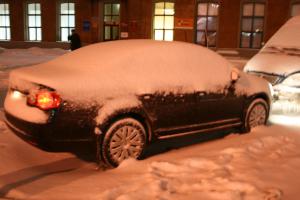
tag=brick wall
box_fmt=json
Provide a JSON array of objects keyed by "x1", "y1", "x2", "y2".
[
  {"x1": 10, "y1": 0, "x2": 24, "y2": 41},
  {"x1": 264, "y1": 0, "x2": 290, "y2": 42},
  {"x1": 218, "y1": 0, "x2": 241, "y2": 48},
  {"x1": 174, "y1": 0, "x2": 195, "y2": 43},
  {"x1": 0, "y1": 0, "x2": 294, "y2": 49}
]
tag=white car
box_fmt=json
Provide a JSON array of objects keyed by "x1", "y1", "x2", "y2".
[{"x1": 244, "y1": 16, "x2": 300, "y2": 103}]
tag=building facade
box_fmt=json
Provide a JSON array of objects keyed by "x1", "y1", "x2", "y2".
[{"x1": 0, "y1": 0, "x2": 299, "y2": 49}]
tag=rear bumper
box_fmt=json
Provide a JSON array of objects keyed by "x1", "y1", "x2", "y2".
[
  {"x1": 4, "y1": 107, "x2": 97, "y2": 151},
  {"x1": 5, "y1": 112, "x2": 53, "y2": 150}
]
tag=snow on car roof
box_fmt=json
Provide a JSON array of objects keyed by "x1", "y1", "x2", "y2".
[
  {"x1": 10, "y1": 40, "x2": 233, "y2": 102},
  {"x1": 244, "y1": 16, "x2": 300, "y2": 76}
]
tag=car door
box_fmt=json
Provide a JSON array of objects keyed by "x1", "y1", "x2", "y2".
[
  {"x1": 193, "y1": 85, "x2": 244, "y2": 129},
  {"x1": 140, "y1": 91, "x2": 197, "y2": 136}
]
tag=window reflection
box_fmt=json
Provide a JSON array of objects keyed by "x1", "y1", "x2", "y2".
[
  {"x1": 240, "y1": 3, "x2": 265, "y2": 48},
  {"x1": 242, "y1": 18, "x2": 252, "y2": 32},
  {"x1": 104, "y1": 3, "x2": 120, "y2": 41},
  {"x1": 196, "y1": 2, "x2": 219, "y2": 47},
  {"x1": 255, "y1": 4, "x2": 265, "y2": 16},
  {"x1": 291, "y1": 3, "x2": 300, "y2": 17},
  {"x1": 208, "y1": 3, "x2": 219, "y2": 16},
  {"x1": 243, "y1": 4, "x2": 253, "y2": 16},
  {"x1": 252, "y1": 32, "x2": 262, "y2": 48},
  {"x1": 207, "y1": 17, "x2": 217, "y2": 30},
  {"x1": 197, "y1": 17, "x2": 206, "y2": 30}
]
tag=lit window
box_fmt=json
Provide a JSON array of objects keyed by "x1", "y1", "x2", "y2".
[
  {"x1": 60, "y1": 2, "x2": 75, "y2": 41},
  {"x1": 153, "y1": 2, "x2": 175, "y2": 41},
  {"x1": 240, "y1": 2, "x2": 265, "y2": 49},
  {"x1": 196, "y1": 2, "x2": 219, "y2": 47},
  {"x1": 0, "y1": 4, "x2": 10, "y2": 40},
  {"x1": 104, "y1": 3, "x2": 120, "y2": 41},
  {"x1": 27, "y1": 3, "x2": 42, "y2": 41},
  {"x1": 291, "y1": 3, "x2": 300, "y2": 17}
]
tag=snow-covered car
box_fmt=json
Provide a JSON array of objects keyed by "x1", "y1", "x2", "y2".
[
  {"x1": 244, "y1": 16, "x2": 300, "y2": 102},
  {"x1": 4, "y1": 40, "x2": 272, "y2": 167}
]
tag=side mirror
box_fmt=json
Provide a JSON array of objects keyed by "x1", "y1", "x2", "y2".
[{"x1": 231, "y1": 68, "x2": 240, "y2": 83}]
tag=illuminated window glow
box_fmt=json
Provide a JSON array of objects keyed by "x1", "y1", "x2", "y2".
[
  {"x1": 27, "y1": 3, "x2": 42, "y2": 41},
  {"x1": 153, "y1": 2, "x2": 174, "y2": 41},
  {"x1": 196, "y1": 2, "x2": 219, "y2": 47},
  {"x1": 0, "y1": 4, "x2": 10, "y2": 40},
  {"x1": 60, "y1": 2, "x2": 75, "y2": 41},
  {"x1": 240, "y1": 3, "x2": 265, "y2": 48}
]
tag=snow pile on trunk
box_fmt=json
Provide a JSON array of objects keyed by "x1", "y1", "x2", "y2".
[
  {"x1": 98, "y1": 127, "x2": 299, "y2": 200},
  {"x1": 244, "y1": 16, "x2": 300, "y2": 75}
]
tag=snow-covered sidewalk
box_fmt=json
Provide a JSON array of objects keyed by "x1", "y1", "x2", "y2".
[
  {"x1": 1, "y1": 123, "x2": 299, "y2": 200},
  {"x1": 99, "y1": 125, "x2": 300, "y2": 200},
  {"x1": 0, "y1": 47, "x2": 67, "y2": 70},
  {"x1": 0, "y1": 47, "x2": 300, "y2": 200}
]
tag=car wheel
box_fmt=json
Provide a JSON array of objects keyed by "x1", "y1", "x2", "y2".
[
  {"x1": 242, "y1": 98, "x2": 269, "y2": 133},
  {"x1": 101, "y1": 118, "x2": 147, "y2": 167}
]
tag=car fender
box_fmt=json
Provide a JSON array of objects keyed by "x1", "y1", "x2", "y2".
[
  {"x1": 242, "y1": 92, "x2": 271, "y2": 122},
  {"x1": 95, "y1": 95, "x2": 153, "y2": 142}
]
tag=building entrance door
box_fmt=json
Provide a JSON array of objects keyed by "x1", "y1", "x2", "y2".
[{"x1": 103, "y1": 3, "x2": 120, "y2": 41}]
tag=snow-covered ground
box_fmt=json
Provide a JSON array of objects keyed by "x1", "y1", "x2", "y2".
[{"x1": 0, "y1": 47, "x2": 300, "y2": 200}]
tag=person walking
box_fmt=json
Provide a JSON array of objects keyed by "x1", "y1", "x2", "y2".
[{"x1": 68, "y1": 29, "x2": 82, "y2": 51}]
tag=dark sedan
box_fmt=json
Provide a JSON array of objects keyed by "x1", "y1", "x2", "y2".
[{"x1": 4, "y1": 40, "x2": 272, "y2": 167}]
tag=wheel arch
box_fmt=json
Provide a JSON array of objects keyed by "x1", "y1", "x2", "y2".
[
  {"x1": 249, "y1": 92, "x2": 271, "y2": 107},
  {"x1": 97, "y1": 108, "x2": 153, "y2": 143},
  {"x1": 243, "y1": 92, "x2": 271, "y2": 115},
  {"x1": 240, "y1": 92, "x2": 270, "y2": 133}
]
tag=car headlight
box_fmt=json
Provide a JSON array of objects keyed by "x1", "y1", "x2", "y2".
[
  {"x1": 281, "y1": 73, "x2": 300, "y2": 88},
  {"x1": 268, "y1": 82, "x2": 274, "y2": 97},
  {"x1": 273, "y1": 73, "x2": 300, "y2": 98}
]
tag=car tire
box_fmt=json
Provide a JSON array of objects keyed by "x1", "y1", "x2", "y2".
[
  {"x1": 241, "y1": 98, "x2": 269, "y2": 133},
  {"x1": 101, "y1": 118, "x2": 147, "y2": 167}
]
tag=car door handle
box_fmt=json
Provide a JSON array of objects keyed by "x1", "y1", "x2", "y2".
[
  {"x1": 198, "y1": 92, "x2": 206, "y2": 96},
  {"x1": 143, "y1": 94, "x2": 151, "y2": 100}
]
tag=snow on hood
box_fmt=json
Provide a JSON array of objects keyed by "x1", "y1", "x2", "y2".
[
  {"x1": 9, "y1": 40, "x2": 234, "y2": 103},
  {"x1": 235, "y1": 72, "x2": 272, "y2": 100},
  {"x1": 244, "y1": 16, "x2": 300, "y2": 76}
]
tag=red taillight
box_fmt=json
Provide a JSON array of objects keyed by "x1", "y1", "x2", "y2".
[{"x1": 27, "y1": 91, "x2": 61, "y2": 110}]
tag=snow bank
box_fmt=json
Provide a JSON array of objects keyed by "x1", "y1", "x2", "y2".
[
  {"x1": 0, "y1": 47, "x2": 67, "y2": 70},
  {"x1": 244, "y1": 16, "x2": 300, "y2": 75},
  {"x1": 1, "y1": 105, "x2": 300, "y2": 199},
  {"x1": 99, "y1": 127, "x2": 299, "y2": 200},
  {"x1": 0, "y1": 47, "x2": 66, "y2": 91}
]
